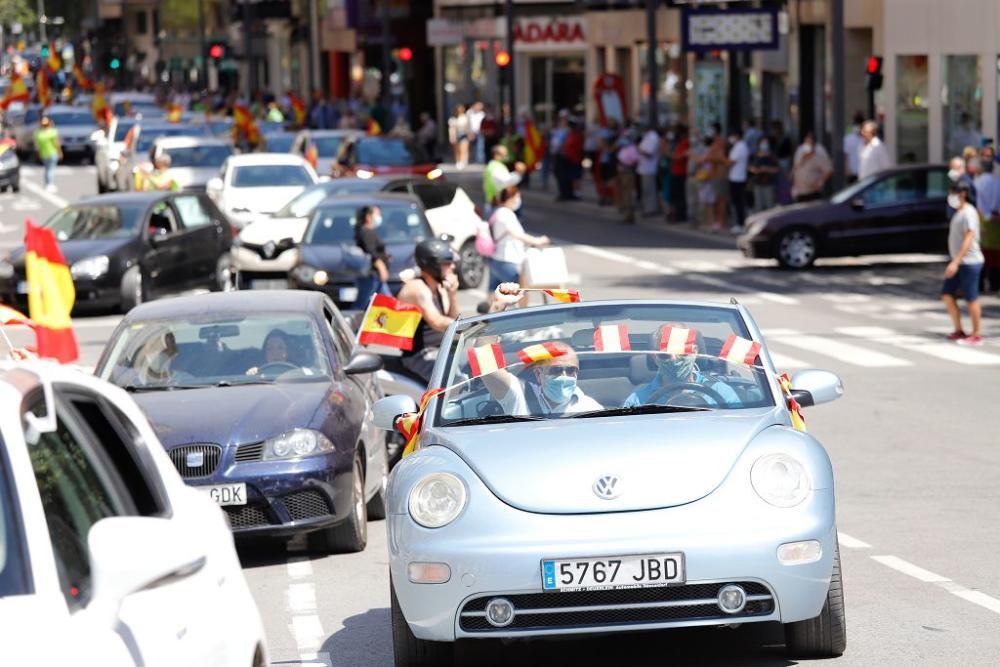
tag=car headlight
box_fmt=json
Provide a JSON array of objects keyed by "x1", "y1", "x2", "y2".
[
  {"x1": 0, "y1": 150, "x2": 18, "y2": 167},
  {"x1": 70, "y1": 255, "x2": 110, "y2": 280},
  {"x1": 313, "y1": 269, "x2": 329, "y2": 286},
  {"x1": 262, "y1": 429, "x2": 335, "y2": 460},
  {"x1": 751, "y1": 453, "x2": 811, "y2": 508},
  {"x1": 744, "y1": 217, "x2": 768, "y2": 237},
  {"x1": 109, "y1": 158, "x2": 120, "y2": 171},
  {"x1": 292, "y1": 264, "x2": 317, "y2": 284},
  {"x1": 0, "y1": 259, "x2": 14, "y2": 279},
  {"x1": 408, "y1": 472, "x2": 467, "y2": 528}
]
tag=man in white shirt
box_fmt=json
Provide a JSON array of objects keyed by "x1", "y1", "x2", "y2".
[
  {"x1": 858, "y1": 121, "x2": 893, "y2": 180},
  {"x1": 637, "y1": 126, "x2": 662, "y2": 216},
  {"x1": 481, "y1": 342, "x2": 603, "y2": 417},
  {"x1": 467, "y1": 102, "x2": 486, "y2": 163},
  {"x1": 843, "y1": 112, "x2": 864, "y2": 182},
  {"x1": 726, "y1": 130, "x2": 750, "y2": 233}
]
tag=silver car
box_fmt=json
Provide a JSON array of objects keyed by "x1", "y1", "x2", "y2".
[
  {"x1": 14, "y1": 105, "x2": 97, "y2": 162},
  {"x1": 151, "y1": 136, "x2": 234, "y2": 191},
  {"x1": 374, "y1": 299, "x2": 846, "y2": 665}
]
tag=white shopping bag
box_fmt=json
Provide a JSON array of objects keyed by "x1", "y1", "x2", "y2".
[{"x1": 521, "y1": 247, "x2": 569, "y2": 287}]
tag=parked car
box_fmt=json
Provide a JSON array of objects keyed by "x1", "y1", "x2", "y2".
[
  {"x1": 0, "y1": 191, "x2": 234, "y2": 313},
  {"x1": 14, "y1": 105, "x2": 98, "y2": 163},
  {"x1": 95, "y1": 290, "x2": 388, "y2": 553},
  {"x1": 738, "y1": 164, "x2": 950, "y2": 268},
  {"x1": 0, "y1": 362, "x2": 268, "y2": 666},
  {"x1": 332, "y1": 136, "x2": 437, "y2": 179},
  {"x1": 374, "y1": 298, "x2": 846, "y2": 665},
  {"x1": 150, "y1": 136, "x2": 234, "y2": 191},
  {"x1": 0, "y1": 141, "x2": 19, "y2": 192},
  {"x1": 288, "y1": 192, "x2": 434, "y2": 307},
  {"x1": 207, "y1": 153, "x2": 319, "y2": 229},
  {"x1": 117, "y1": 123, "x2": 212, "y2": 191},
  {"x1": 291, "y1": 129, "x2": 364, "y2": 175}
]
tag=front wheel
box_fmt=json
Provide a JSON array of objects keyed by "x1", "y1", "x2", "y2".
[
  {"x1": 366, "y1": 446, "x2": 389, "y2": 521},
  {"x1": 213, "y1": 253, "x2": 236, "y2": 292},
  {"x1": 456, "y1": 239, "x2": 485, "y2": 289},
  {"x1": 308, "y1": 451, "x2": 367, "y2": 554},
  {"x1": 776, "y1": 228, "x2": 818, "y2": 269},
  {"x1": 391, "y1": 580, "x2": 453, "y2": 667},
  {"x1": 120, "y1": 265, "x2": 146, "y2": 313},
  {"x1": 784, "y1": 544, "x2": 846, "y2": 658}
]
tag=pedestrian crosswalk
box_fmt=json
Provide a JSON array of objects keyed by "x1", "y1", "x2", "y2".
[{"x1": 760, "y1": 327, "x2": 1000, "y2": 369}]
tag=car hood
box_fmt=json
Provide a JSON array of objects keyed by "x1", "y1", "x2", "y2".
[
  {"x1": 132, "y1": 382, "x2": 330, "y2": 448},
  {"x1": 431, "y1": 409, "x2": 779, "y2": 514},
  {"x1": 240, "y1": 216, "x2": 309, "y2": 245},
  {"x1": 224, "y1": 186, "x2": 307, "y2": 214},
  {"x1": 7, "y1": 237, "x2": 134, "y2": 268},
  {"x1": 755, "y1": 199, "x2": 831, "y2": 221}
]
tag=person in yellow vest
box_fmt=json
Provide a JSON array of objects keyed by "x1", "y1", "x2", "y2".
[{"x1": 135, "y1": 153, "x2": 179, "y2": 192}]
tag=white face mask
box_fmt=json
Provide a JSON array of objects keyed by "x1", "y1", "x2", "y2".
[
  {"x1": 509, "y1": 195, "x2": 522, "y2": 210},
  {"x1": 948, "y1": 194, "x2": 962, "y2": 210},
  {"x1": 948, "y1": 168, "x2": 963, "y2": 182}
]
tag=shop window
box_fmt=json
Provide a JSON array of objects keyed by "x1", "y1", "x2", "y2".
[
  {"x1": 895, "y1": 55, "x2": 928, "y2": 163},
  {"x1": 638, "y1": 43, "x2": 686, "y2": 126},
  {"x1": 942, "y1": 55, "x2": 982, "y2": 158}
]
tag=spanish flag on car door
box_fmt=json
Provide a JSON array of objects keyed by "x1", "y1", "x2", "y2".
[
  {"x1": 24, "y1": 221, "x2": 78, "y2": 363},
  {"x1": 358, "y1": 294, "x2": 422, "y2": 352}
]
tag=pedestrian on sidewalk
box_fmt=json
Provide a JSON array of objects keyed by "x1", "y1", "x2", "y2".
[
  {"x1": 616, "y1": 136, "x2": 640, "y2": 224},
  {"x1": 34, "y1": 116, "x2": 62, "y2": 192},
  {"x1": 706, "y1": 123, "x2": 729, "y2": 232},
  {"x1": 726, "y1": 129, "x2": 750, "y2": 233},
  {"x1": 749, "y1": 138, "x2": 780, "y2": 213},
  {"x1": 596, "y1": 120, "x2": 620, "y2": 205},
  {"x1": 843, "y1": 112, "x2": 864, "y2": 184},
  {"x1": 483, "y1": 144, "x2": 525, "y2": 218},
  {"x1": 637, "y1": 124, "x2": 661, "y2": 216},
  {"x1": 858, "y1": 120, "x2": 893, "y2": 180},
  {"x1": 448, "y1": 104, "x2": 470, "y2": 169},
  {"x1": 942, "y1": 180, "x2": 985, "y2": 345},
  {"x1": 556, "y1": 119, "x2": 584, "y2": 201},
  {"x1": 488, "y1": 186, "x2": 549, "y2": 296},
  {"x1": 667, "y1": 124, "x2": 689, "y2": 223},
  {"x1": 467, "y1": 102, "x2": 486, "y2": 164},
  {"x1": 791, "y1": 132, "x2": 832, "y2": 203}
]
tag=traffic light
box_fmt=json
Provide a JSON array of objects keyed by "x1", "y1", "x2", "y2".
[
  {"x1": 866, "y1": 56, "x2": 883, "y2": 92},
  {"x1": 41, "y1": 44, "x2": 49, "y2": 58},
  {"x1": 398, "y1": 47, "x2": 413, "y2": 62},
  {"x1": 109, "y1": 57, "x2": 121, "y2": 70},
  {"x1": 208, "y1": 42, "x2": 227, "y2": 61},
  {"x1": 495, "y1": 50, "x2": 511, "y2": 85}
]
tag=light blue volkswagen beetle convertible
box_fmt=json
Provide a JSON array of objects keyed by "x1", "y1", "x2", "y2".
[{"x1": 373, "y1": 299, "x2": 846, "y2": 666}]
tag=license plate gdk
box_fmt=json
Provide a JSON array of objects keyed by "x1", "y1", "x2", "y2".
[
  {"x1": 202, "y1": 483, "x2": 247, "y2": 506},
  {"x1": 542, "y1": 553, "x2": 685, "y2": 591}
]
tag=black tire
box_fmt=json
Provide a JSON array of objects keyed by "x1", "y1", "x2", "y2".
[
  {"x1": 391, "y1": 579, "x2": 453, "y2": 667},
  {"x1": 97, "y1": 177, "x2": 107, "y2": 194},
  {"x1": 10, "y1": 182, "x2": 18, "y2": 193},
  {"x1": 213, "y1": 253, "x2": 236, "y2": 292},
  {"x1": 309, "y1": 451, "x2": 367, "y2": 553},
  {"x1": 0, "y1": 185, "x2": 7, "y2": 193},
  {"x1": 366, "y1": 446, "x2": 389, "y2": 521},
  {"x1": 120, "y1": 265, "x2": 146, "y2": 313},
  {"x1": 784, "y1": 544, "x2": 846, "y2": 658},
  {"x1": 776, "y1": 228, "x2": 818, "y2": 269},
  {"x1": 456, "y1": 239, "x2": 485, "y2": 289}
]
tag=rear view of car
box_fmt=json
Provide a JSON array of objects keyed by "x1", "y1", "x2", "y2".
[{"x1": 154, "y1": 137, "x2": 234, "y2": 191}]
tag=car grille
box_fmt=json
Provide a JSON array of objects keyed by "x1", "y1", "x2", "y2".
[
  {"x1": 240, "y1": 239, "x2": 295, "y2": 260},
  {"x1": 167, "y1": 444, "x2": 222, "y2": 479},
  {"x1": 458, "y1": 581, "x2": 775, "y2": 633},
  {"x1": 280, "y1": 489, "x2": 332, "y2": 521},
  {"x1": 223, "y1": 503, "x2": 272, "y2": 529},
  {"x1": 234, "y1": 442, "x2": 265, "y2": 462}
]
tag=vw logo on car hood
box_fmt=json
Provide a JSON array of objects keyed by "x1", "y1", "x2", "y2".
[{"x1": 593, "y1": 474, "x2": 621, "y2": 500}]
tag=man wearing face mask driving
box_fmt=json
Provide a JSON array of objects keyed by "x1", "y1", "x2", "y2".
[
  {"x1": 623, "y1": 325, "x2": 741, "y2": 408},
  {"x1": 481, "y1": 341, "x2": 602, "y2": 416}
]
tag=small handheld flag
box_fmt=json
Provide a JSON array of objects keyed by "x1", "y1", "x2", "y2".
[
  {"x1": 467, "y1": 342, "x2": 505, "y2": 377},
  {"x1": 517, "y1": 342, "x2": 567, "y2": 365},
  {"x1": 719, "y1": 334, "x2": 762, "y2": 366},
  {"x1": 594, "y1": 324, "x2": 630, "y2": 352},
  {"x1": 778, "y1": 373, "x2": 807, "y2": 432},
  {"x1": 0, "y1": 304, "x2": 34, "y2": 327},
  {"x1": 399, "y1": 388, "x2": 446, "y2": 458},
  {"x1": 658, "y1": 326, "x2": 697, "y2": 355},
  {"x1": 542, "y1": 288, "x2": 581, "y2": 303},
  {"x1": 357, "y1": 294, "x2": 422, "y2": 352}
]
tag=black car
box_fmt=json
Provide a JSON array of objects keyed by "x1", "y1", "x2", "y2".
[
  {"x1": 738, "y1": 164, "x2": 950, "y2": 268},
  {"x1": 289, "y1": 192, "x2": 434, "y2": 307},
  {"x1": 94, "y1": 290, "x2": 386, "y2": 553},
  {"x1": 0, "y1": 144, "x2": 19, "y2": 192},
  {"x1": 0, "y1": 191, "x2": 234, "y2": 313}
]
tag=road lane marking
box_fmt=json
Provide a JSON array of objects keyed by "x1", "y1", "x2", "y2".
[
  {"x1": 20, "y1": 178, "x2": 69, "y2": 208},
  {"x1": 287, "y1": 556, "x2": 314, "y2": 579},
  {"x1": 837, "y1": 326, "x2": 1000, "y2": 366},
  {"x1": 870, "y1": 555, "x2": 950, "y2": 583},
  {"x1": 288, "y1": 582, "x2": 317, "y2": 613},
  {"x1": 949, "y1": 588, "x2": 1000, "y2": 616},
  {"x1": 754, "y1": 292, "x2": 798, "y2": 305},
  {"x1": 837, "y1": 532, "x2": 872, "y2": 549},
  {"x1": 290, "y1": 614, "x2": 325, "y2": 652},
  {"x1": 569, "y1": 244, "x2": 639, "y2": 264},
  {"x1": 675, "y1": 259, "x2": 731, "y2": 273},
  {"x1": 764, "y1": 328, "x2": 911, "y2": 367}
]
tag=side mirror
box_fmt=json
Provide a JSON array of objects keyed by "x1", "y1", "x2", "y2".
[
  {"x1": 373, "y1": 394, "x2": 418, "y2": 430},
  {"x1": 206, "y1": 177, "x2": 223, "y2": 195},
  {"x1": 850, "y1": 197, "x2": 864, "y2": 210},
  {"x1": 87, "y1": 516, "x2": 206, "y2": 627},
  {"x1": 344, "y1": 351, "x2": 383, "y2": 375},
  {"x1": 789, "y1": 369, "x2": 844, "y2": 407}
]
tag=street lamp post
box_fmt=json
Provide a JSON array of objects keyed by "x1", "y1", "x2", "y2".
[
  {"x1": 645, "y1": 0, "x2": 658, "y2": 130},
  {"x1": 831, "y1": 0, "x2": 847, "y2": 191},
  {"x1": 37, "y1": 0, "x2": 46, "y2": 42},
  {"x1": 505, "y1": 0, "x2": 515, "y2": 134}
]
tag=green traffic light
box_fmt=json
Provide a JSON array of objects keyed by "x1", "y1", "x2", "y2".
[
  {"x1": 110, "y1": 58, "x2": 121, "y2": 70},
  {"x1": 41, "y1": 46, "x2": 49, "y2": 58}
]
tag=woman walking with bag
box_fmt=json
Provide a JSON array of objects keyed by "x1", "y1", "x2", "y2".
[
  {"x1": 488, "y1": 186, "x2": 549, "y2": 301},
  {"x1": 354, "y1": 205, "x2": 391, "y2": 308}
]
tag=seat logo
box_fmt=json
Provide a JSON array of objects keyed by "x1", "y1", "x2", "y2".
[
  {"x1": 186, "y1": 451, "x2": 205, "y2": 468},
  {"x1": 593, "y1": 474, "x2": 621, "y2": 500}
]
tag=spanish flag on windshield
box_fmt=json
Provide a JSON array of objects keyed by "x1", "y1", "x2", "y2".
[
  {"x1": 24, "y1": 221, "x2": 78, "y2": 363},
  {"x1": 358, "y1": 294, "x2": 422, "y2": 352}
]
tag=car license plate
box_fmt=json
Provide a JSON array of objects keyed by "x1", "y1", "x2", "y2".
[
  {"x1": 541, "y1": 553, "x2": 685, "y2": 591},
  {"x1": 201, "y1": 483, "x2": 247, "y2": 506},
  {"x1": 339, "y1": 287, "x2": 359, "y2": 302},
  {"x1": 16, "y1": 281, "x2": 28, "y2": 294},
  {"x1": 251, "y1": 278, "x2": 288, "y2": 290}
]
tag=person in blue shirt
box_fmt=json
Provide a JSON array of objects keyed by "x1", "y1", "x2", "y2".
[{"x1": 623, "y1": 326, "x2": 742, "y2": 408}]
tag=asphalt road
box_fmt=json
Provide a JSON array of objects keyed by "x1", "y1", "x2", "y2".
[{"x1": 3, "y1": 162, "x2": 999, "y2": 666}]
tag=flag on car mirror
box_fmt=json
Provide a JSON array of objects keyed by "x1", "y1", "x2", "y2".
[
  {"x1": 719, "y1": 334, "x2": 762, "y2": 366},
  {"x1": 358, "y1": 294, "x2": 422, "y2": 353},
  {"x1": 517, "y1": 342, "x2": 568, "y2": 365},
  {"x1": 594, "y1": 324, "x2": 630, "y2": 352},
  {"x1": 778, "y1": 373, "x2": 807, "y2": 432},
  {"x1": 658, "y1": 326, "x2": 697, "y2": 355},
  {"x1": 467, "y1": 342, "x2": 505, "y2": 377},
  {"x1": 399, "y1": 388, "x2": 446, "y2": 458},
  {"x1": 24, "y1": 221, "x2": 78, "y2": 363}
]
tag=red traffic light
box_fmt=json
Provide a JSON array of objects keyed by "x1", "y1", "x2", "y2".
[
  {"x1": 495, "y1": 51, "x2": 511, "y2": 68},
  {"x1": 209, "y1": 44, "x2": 224, "y2": 59},
  {"x1": 866, "y1": 56, "x2": 882, "y2": 74},
  {"x1": 398, "y1": 47, "x2": 413, "y2": 62}
]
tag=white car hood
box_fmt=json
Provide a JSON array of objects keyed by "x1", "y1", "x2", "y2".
[
  {"x1": 433, "y1": 409, "x2": 779, "y2": 514},
  {"x1": 224, "y1": 186, "x2": 307, "y2": 214},
  {"x1": 169, "y1": 167, "x2": 219, "y2": 189},
  {"x1": 239, "y1": 216, "x2": 309, "y2": 245}
]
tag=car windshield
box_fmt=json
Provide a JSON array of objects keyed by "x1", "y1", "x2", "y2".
[
  {"x1": 436, "y1": 303, "x2": 776, "y2": 425},
  {"x1": 164, "y1": 144, "x2": 233, "y2": 168},
  {"x1": 114, "y1": 101, "x2": 161, "y2": 116},
  {"x1": 274, "y1": 184, "x2": 334, "y2": 219},
  {"x1": 357, "y1": 138, "x2": 428, "y2": 166},
  {"x1": 99, "y1": 313, "x2": 332, "y2": 389},
  {"x1": 47, "y1": 112, "x2": 94, "y2": 126},
  {"x1": 304, "y1": 201, "x2": 430, "y2": 245},
  {"x1": 112, "y1": 120, "x2": 138, "y2": 142},
  {"x1": 829, "y1": 174, "x2": 881, "y2": 204},
  {"x1": 313, "y1": 135, "x2": 345, "y2": 156},
  {"x1": 136, "y1": 127, "x2": 208, "y2": 153},
  {"x1": 262, "y1": 133, "x2": 295, "y2": 153},
  {"x1": 205, "y1": 119, "x2": 233, "y2": 136},
  {"x1": 232, "y1": 164, "x2": 313, "y2": 188},
  {"x1": 0, "y1": 445, "x2": 30, "y2": 598},
  {"x1": 44, "y1": 204, "x2": 142, "y2": 240}
]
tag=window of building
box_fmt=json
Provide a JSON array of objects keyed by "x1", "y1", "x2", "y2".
[
  {"x1": 136, "y1": 10, "x2": 148, "y2": 35},
  {"x1": 942, "y1": 55, "x2": 982, "y2": 158},
  {"x1": 895, "y1": 55, "x2": 929, "y2": 163},
  {"x1": 638, "y1": 42, "x2": 687, "y2": 127}
]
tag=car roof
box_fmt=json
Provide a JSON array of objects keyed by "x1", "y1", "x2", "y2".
[
  {"x1": 316, "y1": 191, "x2": 421, "y2": 207},
  {"x1": 228, "y1": 153, "x2": 311, "y2": 166},
  {"x1": 77, "y1": 191, "x2": 173, "y2": 206},
  {"x1": 125, "y1": 290, "x2": 328, "y2": 320},
  {"x1": 154, "y1": 136, "x2": 232, "y2": 149},
  {"x1": 454, "y1": 298, "x2": 745, "y2": 328}
]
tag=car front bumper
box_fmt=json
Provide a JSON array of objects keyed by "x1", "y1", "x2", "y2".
[
  {"x1": 388, "y1": 487, "x2": 836, "y2": 642},
  {"x1": 0, "y1": 165, "x2": 19, "y2": 184},
  {"x1": 231, "y1": 246, "x2": 297, "y2": 284},
  {"x1": 737, "y1": 232, "x2": 773, "y2": 259},
  {"x1": 0, "y1": 276, "x2": 120, "y2": 310}
]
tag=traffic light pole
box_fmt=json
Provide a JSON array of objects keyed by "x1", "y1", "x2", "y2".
[
  {"x1": 505, "y1": 0, "x2": 515, "y2": 135},
  {"x1": 645, "y1": 0, "x2": 658, "y2": 130},
  {"x1": 831, "y1": 0, "x2": 846, "y2": 190},
  {"x1": 197, "y1": 0, "x2": 207, "y2": 90}
]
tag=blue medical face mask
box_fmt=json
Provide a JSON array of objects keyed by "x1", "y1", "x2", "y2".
[
  {"x1": 373, "y1": 214, "x2": 383, "y2": 227},
  {"x1": 542, "y1": 375, "x2": 577, "y2": 405},
  {"x1": 657, "y1": 354, "x2": 697, "y2": 381}
]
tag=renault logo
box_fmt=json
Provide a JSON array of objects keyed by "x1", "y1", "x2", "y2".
[
  {"x1": 263, "y1": 241, "x2": 277, "y2": 259},
  {"x1": 186, "y1": 451, "x2": 205, "y2": 468},
  {"x1": 593, "y1": 474, "x2": 621, "y2": 500}
]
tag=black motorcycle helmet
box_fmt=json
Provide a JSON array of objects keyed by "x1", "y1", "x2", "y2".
[{"x1": 414, "y1": 237, "x2": 454, "y2": 279}]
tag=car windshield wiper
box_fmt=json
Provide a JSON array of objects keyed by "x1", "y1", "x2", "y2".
[
  {"x1": 569, "y1": 404, "x2": 712, "y2": 419},
  {"x1": 122, "y1": 384, "x2": 206, "y2": 392},
  {"x1": 214, "y1": 379, "x2": 272, "y2": 387},
  {"x1": 445, "y1": 414, "x2": 546, "y2": 427}
]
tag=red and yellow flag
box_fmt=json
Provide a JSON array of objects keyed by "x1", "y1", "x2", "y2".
[
  {"x1": 123, "y1": 125, "x2": 139, "y2": 151},
  {"x1": 719, "y1": 334, "x2": 762, "y2": 366},
  {"x1": 91, "y1": 84, "x2": 111, "y2": 124},
  {"x1": 467, "y1": 342, "x2": 505, "y2": 377},
  {"x1": 46, "y1": 43, "x2": 61, "y2": 74},
  {"x1": 167, "y1": 102, "x2": 183, "y2": 123},
  {"x1": 778, "y1": 373, "x2": 807, "y2": 432},
  {"x1": 288, "y1": 92, "x2": 306, "y2": 126},
  {"x1": 0, "y1": 304, "x2": 33, "y2": 327},
  {"x1": 24, "y1": 221, "x2": 78, "y2": 363},
  {"x1": 36, "y1": 69, "x2": 52, "y2": 108},
  {"x1": 399, "y1": 388, "x2": 446, "y2": 458},
  {"x1": 358, "y1": 293, "x2": 422, "y2": 351},
  {"x1": 658, "y1": 326, "x2": 697, "y2": 355},
  {"x1": 543, "y1": 288, "x2": 581, "y2": 303},
  {"x1": 517, "y1": 341, "x2": 567, "y2": 365},
  {"x1": 232, "y1": 104, "x2": 261, "y2": 145},
  {"x1": 73, "y1": 64, "x2": 94, "y2": 90},
  {"x1": 524, "y1": 120, "x2": 544, "y2": 171},
  {"x1": 0, "y1": 72, "x2": 30, "y2": 110},
  {"x1": 305, "y1": 142, "x2": 319, "y2": 169},
  {"x1": 366, "y1": 118, "x2": 382, "y2": 136},
  {"x1": 594, "y1": 324, "x2": 630, "y2": 352}
]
